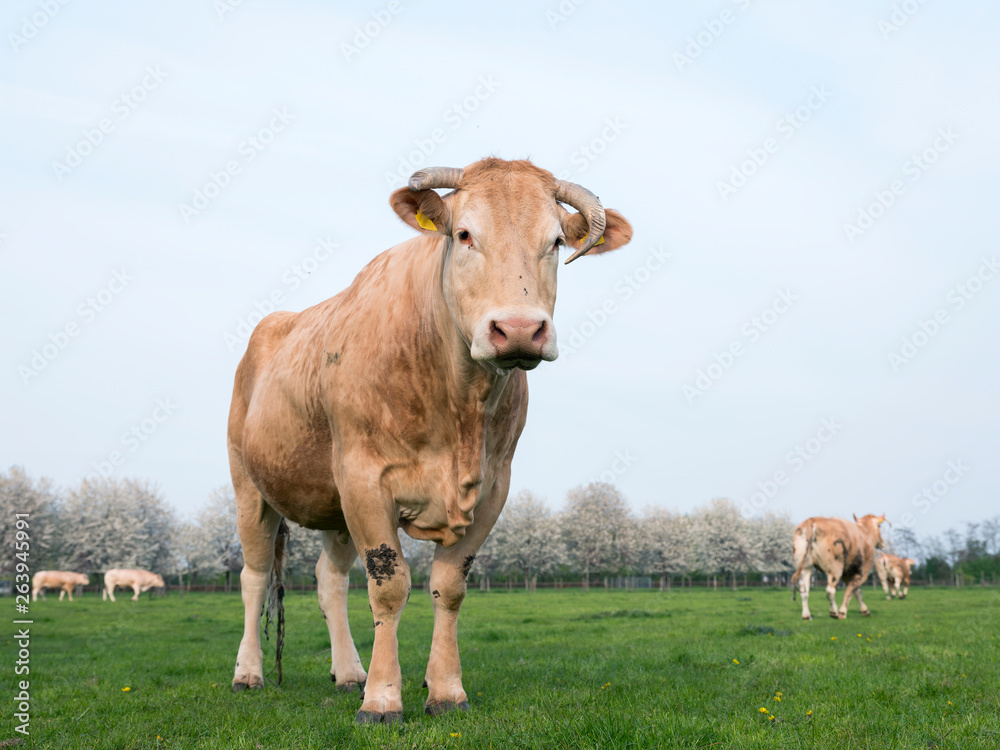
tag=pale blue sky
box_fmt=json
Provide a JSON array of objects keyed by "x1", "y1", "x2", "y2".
[{"x1": 2, "y1": 1, "x2": 998, "y2": 543}]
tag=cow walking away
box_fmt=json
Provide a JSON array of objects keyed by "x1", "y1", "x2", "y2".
[
  {"x1": 876, "y1": 553, "x2": 914, "y2": 600},
  {"x1": 791, "y1": 514, "x2": 887, "y2": 620},
  {"x1": 103, "y1": 569, "x2": 165, "y2": 602},
  {"x1": 227, "y1": 158, "x2": 632, "y2": 724},
  {"x1": 32, "y1": 571, "x2": 89, "y2": 601}
]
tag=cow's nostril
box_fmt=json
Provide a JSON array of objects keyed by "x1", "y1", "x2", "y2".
[
  {"x1": 531, "y1": 321, "x2": 547, "y2": 344},
  {"x1": 490, "y1": 321, "x2": 507, "y2": 343}
]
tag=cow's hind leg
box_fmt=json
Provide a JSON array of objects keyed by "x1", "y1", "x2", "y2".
[
  {"x1": 232, "y1": 484, "x2": 282, "y2": 692},
  {"x1": 826, "y1": 573, "x2": 842, "y2": 618},
  {"x1": 131, "y1": 585, "x2": 141, "y2": 602},
  {"x1": 105, "y1": 584, "x2": 116, "y2": 602},
  {"x1": 798, "y1": 571, "x2": 813, "y2": 620},
  {"x1": 316, "y1": 532, "x2": 367, "y2": 691}
]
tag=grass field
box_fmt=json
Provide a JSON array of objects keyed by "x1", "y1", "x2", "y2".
[{"x1": 3, "y1": 585, "x2": 999, "y2": 749}]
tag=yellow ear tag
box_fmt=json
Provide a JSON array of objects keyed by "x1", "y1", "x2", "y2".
[
  {"x1": 580, "y1": 234, "x2": 605, "y2": 248},
  {"x1": 415, "y1": 210, "x2": 437, "y2": 232}
]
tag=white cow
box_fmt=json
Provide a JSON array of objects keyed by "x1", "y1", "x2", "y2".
[
  {"x1": 103, "y1": 568, "x2": 165, "y2": 601},
  {"x1": 32, "y1": 571, "x2": 90, "y2": 601}
]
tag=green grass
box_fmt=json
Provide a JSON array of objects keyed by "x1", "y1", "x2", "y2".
[{"x1": 3, "y1": 586, "x2": 999, "y2": 749}]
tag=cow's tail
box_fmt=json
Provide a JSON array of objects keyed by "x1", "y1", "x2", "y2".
[
  {"x1": 791, "y1": 523, "x2": 816, "y2": 601},
  {"x1": 264, "y1": 517, "x2": 289, "y2": 685}
]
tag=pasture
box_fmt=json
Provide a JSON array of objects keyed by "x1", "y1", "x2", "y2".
[{"x1": 4, "y1": 587, "x2": 998, "y2": 749}]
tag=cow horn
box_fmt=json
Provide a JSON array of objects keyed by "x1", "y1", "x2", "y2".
[
  {"x1": 556, "y1": 180, "x2": 607, "y2": 264},
  {"x1": 408, "y1": 167, "x2": 464, "y2": 191}
]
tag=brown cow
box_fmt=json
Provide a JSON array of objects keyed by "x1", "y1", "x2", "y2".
[
  {"x1": 227, "y1": 158, "x2": 632, "y2": 724},
  {"x1": 31, "y1": 571, "x2": 89, "y2": 601},
  {"x1": 876, "y1": 553, "x2": 915, "y2": 600},
  {"x1": 103, "y1": 568, "x2": 165, "y2": 601},
  {"x1": 791, "y1": 513, "x2": 887, "y2": 619}
]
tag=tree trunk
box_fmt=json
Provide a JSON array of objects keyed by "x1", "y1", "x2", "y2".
[
  {"x1": 583, "y1": 569, "x2": 590, "y2": 592},
  {"x1": 525, "y1": 570, "x2": 530, "y2": 592},
  {"x1": 659, "y1": 574, "x2": 665, "y2": 592}
]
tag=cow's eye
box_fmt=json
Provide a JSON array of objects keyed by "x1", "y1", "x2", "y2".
[
  {"x1": 457, "y1": 229, "x2": 472, "y2": 246},
  {"x1": 551, "y1": 237, "x2": 564, "y2": 252}
]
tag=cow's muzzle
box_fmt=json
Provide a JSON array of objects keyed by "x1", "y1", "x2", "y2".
[{"x1": 470, "y1": 310, "x2": 558, "y2": 370}]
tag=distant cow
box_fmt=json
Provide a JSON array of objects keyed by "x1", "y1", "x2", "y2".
[
  {"x1": 103, "y1": 569, "x2": 165, "y2": 602},
  {"x1": 791, "y1": 514, "x2": 887, "y2": 619},
  {"x1": 32, "y1": 571, "x2": 89, "y2": 601},
  {"x1": 876, "y1": 553, "x2": 914, "y2": 600}
]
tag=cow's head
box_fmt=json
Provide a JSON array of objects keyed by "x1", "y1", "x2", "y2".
[
  {"x1": 77, "y1": 574, "x2": 91, "y2": 585},
  {"x1": 153, "y1": 574, "x2": 166, "y2": 588},
  {"x1": 853, "y1": 513, "x2": 889, "y2": 549},
  {"x1": 391, "y1": 159, "x2": 632, "y2": 371}
]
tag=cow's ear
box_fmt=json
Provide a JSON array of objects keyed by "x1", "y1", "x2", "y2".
[
  {"x1": 853, "y1": 513, "x2": 859, "y2": 522},
  {"x1": 561, "y1": 208, "x2": 633, "y2": 255},
  {"x1": 390, "y1": 188, "x2": 452, "y2": 235}
]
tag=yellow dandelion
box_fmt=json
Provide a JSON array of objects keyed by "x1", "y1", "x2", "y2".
[
  {"x1": 732, "y1": 659, "x2": 740, "y2": 664},
  {"x1": 450, "y1": 732, "x2": 461, "y2": 738},
  {"x1": 831, "y1": 636, "x2": 837, "y2": 641},
  {"x1": 759, "y1": 707, "x2": 769, "y2": 713},
  {"x1": 477, "y1": 692, "x2": 482, "y2": 696},
  {"x1": 776, "y1": 691, "x2": 783, "y2": 696},
  {"x1": 768, "y1": 715, "x2": 775, "y2": 722},
  {"x1": 806, "y1": 710, "x2": 813, "y2": 716},
  {"x1": 774, "y1": 696, "x2": 782, "y2": 702},
  {"x1": 211, "y1": 683, "x2": 218, "y2": 687},
  {"x1": 866, "y1": 638, "x2": 872, "y2": 642},
  {"x1": 857, "y1": 633, "x2": 862, "y2": 638},
  {"x1": 122, "y1": 687, "x2": 131, "y2": 692},
  {"x1": 947, "y1": 701, "x2": 953, "y2": 706}
]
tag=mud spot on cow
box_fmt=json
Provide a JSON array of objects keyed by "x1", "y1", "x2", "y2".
[
  {"x1": 461, "y1": 555, "x2": 476, "y2": 579},
  {"x1": 374, "y1": 620, "x2": 382, "y2": 627},
  {"x1": 365, "y1": 544, "x2": 397, "y2": 587},
  {"x1": 432, "y1": 589, "x2": 441, "y2": 598},
  {"x1": 325, "y1": 351, "x2": 341, "y2": 367}
]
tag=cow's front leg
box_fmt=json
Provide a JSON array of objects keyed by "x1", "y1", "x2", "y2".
[
  {"x1": 317, "y1": 531, "x2": 367, "y2": 691},
  {"x1": 59, "y1": 589, "x2": 67, "y2": 601},
  {"x1": 424, "y1": 550, "x2": 472, "y2": 715},
  {"x1": 131, "y1": 585, "x2": 141, "y2": 602},
  {"x1": 851, "y1": 578, "x2": 870, "y2": 616},
  {"x1": 424, "y1": 476, "x2": 508, "y2": 716},
  {"x1": 345, "y1": 507, "x2": 410, "y2": 725}
]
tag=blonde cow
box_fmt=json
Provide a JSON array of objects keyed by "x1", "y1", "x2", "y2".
[
  {"x1": 792, "y1": 513, "x2": 887, "y2": 620},
  {"x1": 876, "y1": 553, "x2": 915, "y2": 600},
  {"x1": 32, "y1": 571, "x2": 90, "y2": 601},
  {"x1": 103, "y1": 568, "x2": 165, "y2": 601},
  {"x1": 227, "y1": 158, "x2": 633, "y2": 724}
]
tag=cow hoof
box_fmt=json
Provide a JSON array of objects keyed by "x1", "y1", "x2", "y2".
[
  {"x1": 861, "y1": 610, "x2": 871, "y2": 617},
  {"x1": 231, "y1": 682, "x2": 262, "y2": 693},
  {"x1": 829, "y1": 612, "x2": 840, "y2": 619},
  {"x1": 336, "y1": 680, "x2": 364, "y2": 693},
  {"x1": 426, "y1": 700, "x2": 470, "y2": 716},
  {"x1": 802, "y1": 615, "x2": 813, "y2": 621},
  {"x1": 837, "y1": 613, "x2": 847, "y2": 620},
  {"x1": 356, "y1": 710, "x2": 403, "y2": 725}
]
